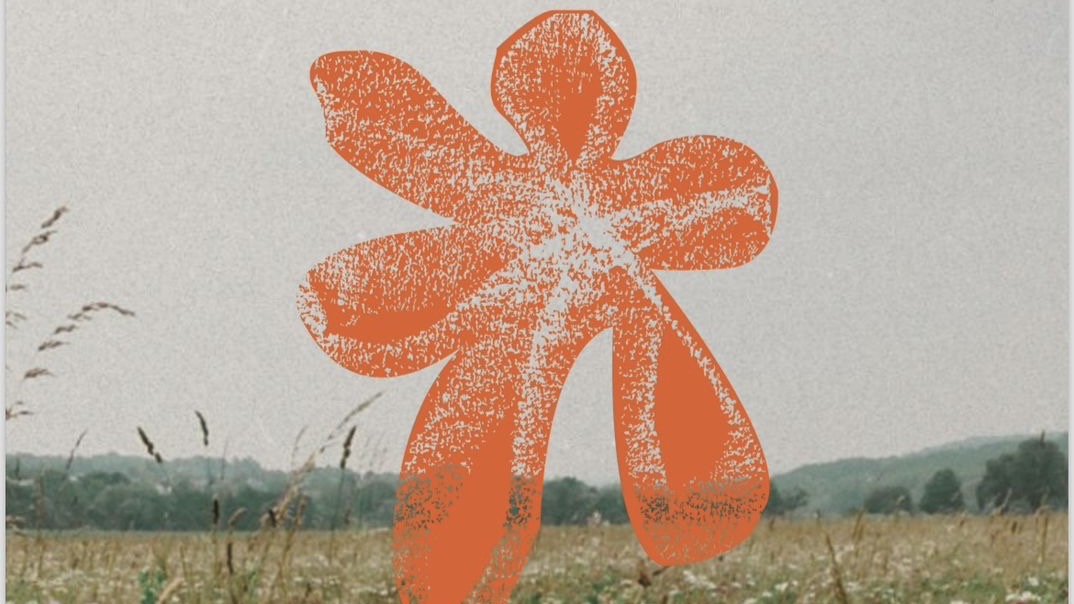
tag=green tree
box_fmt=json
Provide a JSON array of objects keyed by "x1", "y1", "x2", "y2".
[
  {"x1": 764, "y1": 483, "x2": 784, "y2": 516},
  {"x1": 976, "y1": 436, "x2": 1067, "y2": 513},
  {"x1": 919, "y1": 469, "x2": 965, "y2": 514},
  {"x1": 593, "y1": 485, "x2": 628, "y2": 524},
  {"x1": 976, "y1": 453, "x2": 1015, "y2": 511},
  {"x1": 541, "y1": 477, "x2": 598, "y2": 525},
  {"x1": 5, "y1": 479, "x2": 35, "y2": 527},
  {"x1": 863, "y1": 485, "x2": 913, "y2": 514},
  {"x1": 783, "y1": 486, "x2": 808, "y2": 514},
  {"x1": 764, "y1": 484, "x2": 809, "y2": 516},
  {"x1": 168, "y1": 480, "x2": 215, "y2": 530},
  {"x1": 352, "y1": 480, "x2": 396, "y2": 527},
  {"x1": 87, "y1": 483, "x2": 167, "y2": 530}
]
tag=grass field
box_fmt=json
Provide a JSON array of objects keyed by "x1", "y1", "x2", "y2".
[{"x1": 5, "y1": 514, "x2": 1068, "y2": 603}]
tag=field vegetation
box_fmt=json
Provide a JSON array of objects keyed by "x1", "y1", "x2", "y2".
[{"x1": 6, "y1": 513, "x2": 1067, "y2": 603}]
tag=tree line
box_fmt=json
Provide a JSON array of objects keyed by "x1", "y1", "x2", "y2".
[
  {"x1": 7, "y1": 436, "x2": 1065, "y2": 531},
  {"x1": 6, "y1": 467, "x2": 636, "y2": 532},
  {"x1": 6, "y1": 469, "x2": 397, "y2": 532}
]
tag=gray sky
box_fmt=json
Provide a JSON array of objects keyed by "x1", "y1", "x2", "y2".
[{"x1": 5, "y1": 0, "x2": 1068, "y2": 484}]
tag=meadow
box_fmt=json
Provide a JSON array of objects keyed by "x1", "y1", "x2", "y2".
[{"x1": 5, "y1": 513, "x2": 1067, "y2": 603}]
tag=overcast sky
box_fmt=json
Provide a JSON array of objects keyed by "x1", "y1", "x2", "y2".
[{"x1": 5, "y1": 1, "x2": 1067, "y2": 484}]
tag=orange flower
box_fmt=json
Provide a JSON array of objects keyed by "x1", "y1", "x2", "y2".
[{"x1": 300, "y1": 10, "x2": 778, "y2": 602}]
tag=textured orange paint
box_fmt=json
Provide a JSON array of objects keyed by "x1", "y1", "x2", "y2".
[{"x1": 300, "y1": 10, "x2": 778, "y2": 602}]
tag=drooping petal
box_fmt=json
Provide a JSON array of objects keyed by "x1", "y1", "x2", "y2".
[
  {"x1": 611, "y1": 272, "x2": 768, "y2": 565},
  {"x1": 393, "y1": 271, "x2": 612, "y2": 602},
  {"x1": 492, "y1": 11, "x2": 636, "y2": 169},
  {"x1": 392, "y1": 340, "x2": 562, "y2": 602},
  {"x1": 297, "y1": 226, "x2": 503, "y2": 378},
  {"x1": 311, "y1": 51, "x2": 525, "y2": 224},
  {"x1": 606, "y1": 135, "x2": 777, "y2": 271}
]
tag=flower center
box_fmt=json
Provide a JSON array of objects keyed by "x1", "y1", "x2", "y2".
[{"x1": 536, "y1": 177, "x2": 631, "y2": 264}]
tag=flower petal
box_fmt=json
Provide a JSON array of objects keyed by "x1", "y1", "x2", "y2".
[
  {"x1": 611, "y1": 273, "x2": 768, "y2": 565},
  {"x1": 297, "y1": 226, "x2": 503, "y2": 378},
  {"x1": 311, "y1": 51, "x2": 525, "y2": 224},
  {"x1": 392, "y1": 272, "x2": 611, "y2": 602},
  {"x1": 492, "y1": 11, "x2": 636, "y2": 168},
  {"x1": 392, "y1": 340, "x2": 564, "y2": 601},
  {"x1": 607, "y1": 136, "x2": 777, "y2": 271}
]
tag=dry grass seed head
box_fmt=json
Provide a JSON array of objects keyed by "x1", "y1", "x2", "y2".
[{"x1": 195, "y1": 411, "x2": 209, "y2": 447}]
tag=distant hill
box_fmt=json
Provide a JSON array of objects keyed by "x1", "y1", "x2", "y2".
[{"x1": 772, "y1": 432, "x2": 1068, "y2": 516}]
